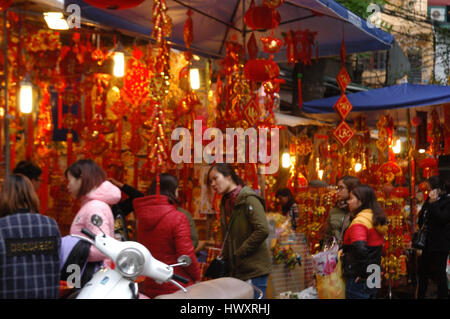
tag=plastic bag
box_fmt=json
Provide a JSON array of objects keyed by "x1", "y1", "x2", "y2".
[
  {"x1": 312, "y1": 238, "x2": 345, "y2": 299},
  {"x1": 297, "y1": 286, "x2": 319, "y2": 299},
  {"x1": 312, "y1": 239, "x2": 339, "y2": 276},
  {"x1": 315, "y1": 254, "x2": 346, "y2": 299}
]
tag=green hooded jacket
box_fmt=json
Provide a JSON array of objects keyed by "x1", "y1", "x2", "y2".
[
  {"x1": 177, "y1": 207, "x2": 199, "y2": 249},
  {"x1": 322, "y1": 207, "x2": 348, "y2": 247},
  {"x1": 220, "y1": 186, "x2": 272, "y2": 281}
]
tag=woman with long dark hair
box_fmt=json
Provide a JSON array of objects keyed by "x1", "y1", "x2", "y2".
[
  {"x1": 207, "y1": 163, "x2": 271, "y2": 298},
  {"x1": 322, "y1": 176, "x2": 361, "y2": 247},
  {"x1": 132, "y1": 173, "x2": 201, "y2": 298},
  {"x1": 275, "y1": 188, "x2": 298, "y2": 231},
  {"x1": 342, "y1": 184, "x2": 387, "y2": 299}
]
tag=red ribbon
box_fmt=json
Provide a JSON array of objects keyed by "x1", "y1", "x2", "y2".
[
  {"x1": 39, "y1": 159, "x2": 49, "y2": 214},
  {"x1": 26, "y1": 114, "x2": 34, "y2": 160},
  {"x1": 10, "y1": 128, "x2": 16, "y2": 170},
  {"x1": 156, "y1": 171, "x2": 160, "y2": 202},
  {"x1": 297, "y1": 73, "x2": 303, "y2": 110},
  {"x1": 67, "y1": 132, "x2": 73, "y2": 168},
  {"x1": 58, "y1": 95, "x2": 63, "y2": 130}
]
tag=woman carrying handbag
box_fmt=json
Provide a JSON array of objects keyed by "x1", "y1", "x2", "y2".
[
  {"x1": 207, "y1": 163, "x2": 272, "y2": 298},
  {"x1": 416, "y1": 176, "x2": 450, "y2": 299}
]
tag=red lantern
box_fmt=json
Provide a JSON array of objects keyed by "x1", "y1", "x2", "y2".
[
  {"x1": 0, "y1": 0, "x2": 13, "y2": 11},
  {"x1": 244, "y1": 3, "x2": 281, "y2": 30},
  {"x1": 412, "y1": 116, "x2": 422, "y2": 127},
  {"x1": 392, "y1": 187, "x2": 409, "y2": 198},
  {"x1": 244, "y1": 59, "x2": 279, "y2": 82},
  {"x1": 378, "y1": 161, "x2": 402, "y2": 183},
  {"x1": 419, "y1": 157, "x2": 438, "y2": 178},
  {"x1": 83, "y1": 0, "x2": 144, "y2": 10},
  {"x1": 382, "y1": 183, "x2": 394, "y2": 197},
  {"x1": 260, "y1": 35, "x2": 283, "y2": 54}
]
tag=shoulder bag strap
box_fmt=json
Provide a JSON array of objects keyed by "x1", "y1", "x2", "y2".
[{"x1": 218, "y1": 212, "x2": 238, "y2": 258}]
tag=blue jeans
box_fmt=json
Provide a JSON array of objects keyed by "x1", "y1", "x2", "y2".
[
  {"x1": 250, "y1": 275, "x2": 269, "y2": 299},
  {"x1": 345, "y1": 277, "x2": 378, "y2": 299}
]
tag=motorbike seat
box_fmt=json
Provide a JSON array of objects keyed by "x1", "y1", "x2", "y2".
[{"x1": 154, "y1": 277, "x2": 254, "y2": 299}]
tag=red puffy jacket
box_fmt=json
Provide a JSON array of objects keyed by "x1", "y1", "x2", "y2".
[{"x1": 133, "y1": 195, "x2": 201, "y2": 298}]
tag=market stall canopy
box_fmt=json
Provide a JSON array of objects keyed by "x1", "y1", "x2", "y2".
[
  {"x1": 65, "y1": 0, "x2": 394, "y2": 61},
  {"x1": 274, "y1": 111, "x2": 332, "y2": 127},
  {"x1": 301, "y1": 83, "x2": 450, "y2": 126},
  {"x1": 302, "y1": 84, "x2": 450, "y2": 114}
]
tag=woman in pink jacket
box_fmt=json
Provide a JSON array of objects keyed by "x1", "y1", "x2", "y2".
[{"x1": 65, "y1": 159, "x2": 121, "y2": 265}]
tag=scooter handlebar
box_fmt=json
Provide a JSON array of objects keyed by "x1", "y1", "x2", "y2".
[
  {"x1": 81, "y1": 228, "x2": 96, "y2": 240},
  {"x1": 172, "y1": 273, "x2": 189, "y2": 284}
]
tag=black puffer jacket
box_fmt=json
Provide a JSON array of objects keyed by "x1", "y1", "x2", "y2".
[{"x1": 418, "y1": 193, "x2": 450, "y2": 252}]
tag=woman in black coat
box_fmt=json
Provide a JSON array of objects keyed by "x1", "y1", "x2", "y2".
[{"x1": 416, "y1": 176, "x2": 450, "y2": 299}]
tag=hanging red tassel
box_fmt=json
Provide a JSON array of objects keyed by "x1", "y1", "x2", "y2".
[
  {"x1": 340, "y1": 37, "x2": 346, "y2": 66},
  {"x1": 315, "y1": 40, "x2": 319, "y2": 61},
  {"x1": 117, "y1": 119, "x2": 122, "y2": 152},
  {"x1": 57, "y1": 95, "x2": 63, "y2": 130},
  {"x1": 10, "y1": 126, "x2": 16, "y2": 170},
  {"x1": 297, "y1": 73, "x2": 303, "y2": 110},
  {"x1": 254, "y1": 164, "x2": 259, "y2": 190},
  {"x1": 39, "y1": 159, "x2": 49, "y2": 214},
  {"x1": 133, "y1": 156, "x2": 139, "y2": 189},
  {"x1": 26, "y1": 114, "x2": 34, "y2": 160},
  {"x1": 156, "y1": 170, "x2": 160, "y2": 202},
  {"x1": 84, "y1": 88, "x2": 92, "y2": 126},
  {"x1": 67, "y1": 131, "x2": 73, "y2": 167}
]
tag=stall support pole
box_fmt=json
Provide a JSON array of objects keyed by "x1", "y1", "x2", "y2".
[
  {"x1": 406, "y1": 109, "x2": 416, "y2": 228},
  {"x1": 3, "y1": 10, "x2": 10, "y2": 175}
]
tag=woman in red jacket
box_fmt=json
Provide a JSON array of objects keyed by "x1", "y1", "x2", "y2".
[
  {"x1": 342, "y1": 184, "x2": 387, "y2": 299},
  {"x1": 133, "y1": 173, "x2": 201, "y2": 298}
]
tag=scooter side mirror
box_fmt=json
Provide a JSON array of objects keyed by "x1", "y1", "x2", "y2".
[{"x1": 177, "y1": 255, "x2": 192, "y2": 267}]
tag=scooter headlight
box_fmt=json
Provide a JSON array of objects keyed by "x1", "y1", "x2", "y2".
[{"x1": 116, "y1": 248, "x2": 145, "y2": 278}]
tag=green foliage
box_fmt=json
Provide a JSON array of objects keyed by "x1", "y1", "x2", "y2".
[{"x1": 335, "y1": 0, "x2": 387, "y2": 19}]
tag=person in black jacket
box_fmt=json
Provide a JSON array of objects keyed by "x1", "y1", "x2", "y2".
[{"x1": 416, "y1": 175, "x2": 450, "y2": 299}]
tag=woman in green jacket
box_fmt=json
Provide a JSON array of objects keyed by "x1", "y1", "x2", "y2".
[
  {"x1": 208, "y1": 163, "x2": 272, "y2": 298},
  {"x1": 322, "y1": 175, "x2": 361, "y2": 248}
]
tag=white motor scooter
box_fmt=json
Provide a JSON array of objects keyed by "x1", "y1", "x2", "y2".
[
  {"x1": 70, "y1": 228, "x2": 258, "y2": 299},
  {"x1": 71, "y1": 228, "x2": 191, "y2": 299}
]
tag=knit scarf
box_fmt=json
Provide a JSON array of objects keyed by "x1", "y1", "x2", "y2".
[{"x1": 223, "y1": 185, "x2": 242, "y2": 225}]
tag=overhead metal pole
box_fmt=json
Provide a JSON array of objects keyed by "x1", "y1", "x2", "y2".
[{"x1": 3, "y1": 10, "x2": 10, "y2": 175}]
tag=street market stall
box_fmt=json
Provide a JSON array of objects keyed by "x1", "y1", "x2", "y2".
[
  {"x1": 0, "y1": 0, "x2": 400, "y2": 295},
  {"x1": 294, "y1": 83, "x2": 450, "y2": 294}
]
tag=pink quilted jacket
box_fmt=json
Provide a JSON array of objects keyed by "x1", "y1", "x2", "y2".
[{"x1": 70, "y1": 180, "x2": 121, "y2": 262}]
